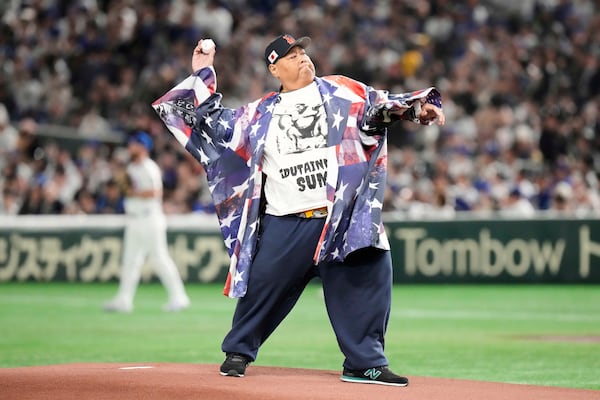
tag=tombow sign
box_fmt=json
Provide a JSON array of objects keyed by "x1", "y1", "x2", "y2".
[
  {"x1": 1, "y1": 216, "x2": 599, "y2": 283},
  {"x1": 386, "y1": 219, "x2": 600, "y2": 283}
]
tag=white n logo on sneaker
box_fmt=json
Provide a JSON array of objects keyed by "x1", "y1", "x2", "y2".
[{"x1": 363, "y1": 368, "x2": 382, "y2": 380}]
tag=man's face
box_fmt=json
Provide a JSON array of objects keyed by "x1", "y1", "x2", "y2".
[{"x1": 269, "y1": 46, "x2": 315, "y2": 91}]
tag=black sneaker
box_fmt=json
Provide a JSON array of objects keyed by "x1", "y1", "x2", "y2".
[
  {"x1": 219, "y1": 353, "x2": 251, "y2": 377},
  {"x1": 341, "y1": 366, "x2": 409, "y2": 387}
]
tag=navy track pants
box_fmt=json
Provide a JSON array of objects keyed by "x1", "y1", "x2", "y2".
[{"x1": 221, "y1": 214, "x2": 392, "y2": 370}]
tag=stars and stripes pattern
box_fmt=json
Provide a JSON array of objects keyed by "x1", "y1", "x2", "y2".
[{"x1": 152, "y1": 67, "x2": 441, "y2": 298}]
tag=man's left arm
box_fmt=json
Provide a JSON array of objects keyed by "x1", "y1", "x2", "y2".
[{"x1": 361, "y1": 87, "x2": 445, "y2": 133}]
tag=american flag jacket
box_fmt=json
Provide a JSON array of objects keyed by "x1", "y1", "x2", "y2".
[{"x1": 152, "y1": 67, "x2": 442, "y2": 298}]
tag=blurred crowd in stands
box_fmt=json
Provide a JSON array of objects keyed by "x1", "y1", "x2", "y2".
[{"x1": 1, "y1": 0, "x2": 599, "y2": 218}]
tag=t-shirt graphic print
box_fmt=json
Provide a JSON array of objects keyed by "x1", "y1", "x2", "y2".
[{"x1": 262, "y1": 82, "x2": 329, "y2": 216}]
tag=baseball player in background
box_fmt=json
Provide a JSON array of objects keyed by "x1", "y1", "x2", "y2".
[
  {"x1": 152, "y1": 34, "x2": 444, "y2": 385},
  {"x1": 104, "y1": 131, "x2": 190, "y2": 313}
]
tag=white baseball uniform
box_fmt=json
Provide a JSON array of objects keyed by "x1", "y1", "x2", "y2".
[{"x1": 106, "y1": 157, "x2": 189, "y2": 312}]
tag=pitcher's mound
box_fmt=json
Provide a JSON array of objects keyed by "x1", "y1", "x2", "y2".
[{"x1": 1, "y1": 363, "x2": 597, "y2": 400}]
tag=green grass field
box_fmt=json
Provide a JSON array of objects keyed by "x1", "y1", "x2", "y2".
[{"x1": 0, "y1": 283, "x2": 599, "y2": 390}]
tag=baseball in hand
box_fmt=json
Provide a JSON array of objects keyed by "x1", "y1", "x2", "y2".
[{"x1": 201, "y1": 39, "x2": 215, "y2": 54}]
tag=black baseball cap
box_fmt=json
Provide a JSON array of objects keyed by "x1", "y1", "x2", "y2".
[{"x1": 264, "y1": 34, "x2": 311, "y2": 67}]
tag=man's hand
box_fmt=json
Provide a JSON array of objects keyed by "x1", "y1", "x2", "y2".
[
  {"x1": 192, "y1": 39, "x2": 216, "y2": 73},
  {"x1": 419, "y1": 103, "x2": 445, "y2": 126}
]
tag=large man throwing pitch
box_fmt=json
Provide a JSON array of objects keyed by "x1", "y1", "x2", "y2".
[{"x1": 152, "y1": 34, "x2": 444, "y2": 386}]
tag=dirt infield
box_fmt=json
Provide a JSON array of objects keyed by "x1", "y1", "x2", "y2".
[{"x1": 1, "y1": 363, "x2": 598, "y2": 400}]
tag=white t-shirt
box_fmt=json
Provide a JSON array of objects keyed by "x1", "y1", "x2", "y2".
[
  {"x1": 124, "y1": 157, "x2": 163, "y2": 216},
  {"x1": 262, "y1": 82, "x2": 329, "y2": 216}
]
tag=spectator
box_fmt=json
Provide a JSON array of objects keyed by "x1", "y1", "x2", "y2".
[
  {"x1": 95, "y1": 179, "x2": 125, "y2": 214},
  {"x1": 499, "y1": 188, "x2": 536, "y2": 218},
  {"x1": 18, "y1": 183, "x2": 63, "y2": 214},
  {"x1": 15, "y1": 118, "x2": 41, "y2": 163},
  {"x1": 66, "y1": 187, "x2": 98, "y2": 215},
  {"x1": 0, "y1": 188, "x2": 20, "y2": 215},
  {"x1": 551, "y1": 181, "x2": 574, "y2": 213},
  {"x1": 192, "y1": 0, "x2": 234, "y2": 46}
]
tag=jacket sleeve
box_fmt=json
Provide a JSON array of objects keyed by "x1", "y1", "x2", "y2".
[
  {"x1": 151, "y1": 67, "x2": 240, "y2": 168},
  {"x1": 361, "y1": 86, "x2": 442, "y2": 134}
]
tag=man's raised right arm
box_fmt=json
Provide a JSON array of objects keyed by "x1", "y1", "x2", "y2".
[{"x1": 151, "y1": 40, "x2": 236, "y2": 168}]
